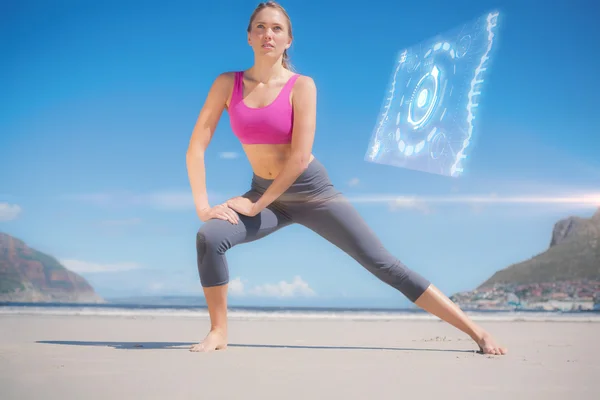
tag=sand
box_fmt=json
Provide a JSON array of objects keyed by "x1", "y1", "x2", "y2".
[{"x1": 0, "y1": 313, "x2": 597, "y2": 399}]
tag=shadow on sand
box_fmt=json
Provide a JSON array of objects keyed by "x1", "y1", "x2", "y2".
[{"x1": 36, "y1": 340, "x2": 480, "y2": 354}]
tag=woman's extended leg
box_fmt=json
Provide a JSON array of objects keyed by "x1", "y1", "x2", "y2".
[
  {"x1": 293, "y1": 193, "x2": 507, "y2": 355},
  {"x1": 191, "y1": 193, "x2": 292, "y2": 352},
  {"x1": 412, "y1": 284, "x2": 507, "y2": 354}
]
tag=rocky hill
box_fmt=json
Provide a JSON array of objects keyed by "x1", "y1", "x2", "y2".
[
  {"x1": 479, "y1": 208, "x2": 600, "y2": 287},
  {"x1": 450, "y1": 208, "x2": 600, "y2": 311},
  {"x1": 0, "y1": 232, "x2": 104, "y2": 303}
]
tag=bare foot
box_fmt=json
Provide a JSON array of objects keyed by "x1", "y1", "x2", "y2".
[
  {"x1": 475, "y1": 330, "x2": 508, "y2": 355},
  {"x1": 189, "y1": 329, "x2": 228, "y2": 353}
]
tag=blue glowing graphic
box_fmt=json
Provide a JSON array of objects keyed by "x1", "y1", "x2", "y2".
[{"x1": 365, "y1": 11, "x2": 501, "y2": 177}]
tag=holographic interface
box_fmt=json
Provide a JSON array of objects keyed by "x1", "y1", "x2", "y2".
[{"x1": 365, "y1": 10, "x2": 501, "y2": 177}]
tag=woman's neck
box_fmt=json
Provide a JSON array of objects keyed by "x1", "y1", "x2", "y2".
[{"x1": 247, "y1": 58, "x2": 287, "y2": 83}]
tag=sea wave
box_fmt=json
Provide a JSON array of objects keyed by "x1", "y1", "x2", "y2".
[{"x1": 1, "y1": 305, "x2": 599, "y2": 322}]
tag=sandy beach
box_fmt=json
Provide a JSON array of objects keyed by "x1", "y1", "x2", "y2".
[{"x1": 0, "y1": 313, "x2": 597, "y2": 399}]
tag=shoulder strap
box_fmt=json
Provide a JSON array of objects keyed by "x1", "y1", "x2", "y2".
[
  {"x1": 277, "y1": 74, "x2": 301, "y2": 102},
  {"x1": 230, "y1": 71, "x2": 244, "y2": 107},
  {"x1": 284, "y1": 74, "x2": 301, "y2": 92}
]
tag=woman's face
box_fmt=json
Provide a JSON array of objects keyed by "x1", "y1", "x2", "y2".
[{"x1": 248, "y1": 8, "x2": 292, "y2": 58}]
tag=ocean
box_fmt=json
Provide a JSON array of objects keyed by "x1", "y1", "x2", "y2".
[{"x1": 1, "y1": 302, "x2": 599, "y2": 322}]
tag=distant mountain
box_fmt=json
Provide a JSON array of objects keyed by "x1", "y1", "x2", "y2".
[
  {"x1": 0, "y1": 232, "x2": 104, "y2": 303},
  {"x1": 449, "y1": 209, "x2": 600, "y2": 311},
  {"x1": 479, "y1": 208, "x2": 600, "y2": 287}
]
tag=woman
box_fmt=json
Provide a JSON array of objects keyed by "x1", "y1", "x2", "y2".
[{"x1": 186, "y1": 1, "x2": 507, "y2": 355}]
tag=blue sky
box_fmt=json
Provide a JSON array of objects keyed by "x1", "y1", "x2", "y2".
[{"x1": 2, "y1": 0, "x2": 599, "y2": 308}]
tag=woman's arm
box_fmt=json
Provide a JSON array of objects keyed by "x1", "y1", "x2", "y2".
[
  {"x1": 186, "y1": 73, "x2": 233, "y2": 219},
  {"x1": 253, "y1": 75, "x2": 318, "y2": 213}
]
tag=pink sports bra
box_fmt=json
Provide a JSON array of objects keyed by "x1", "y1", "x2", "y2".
[{"x1": 228, "y1": 71, "x2": 300, "y2": 145}]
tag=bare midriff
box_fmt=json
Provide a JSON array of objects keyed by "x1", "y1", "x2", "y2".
[{"x1": 242, "y1": 143, "x2": 314, "y2": 180}]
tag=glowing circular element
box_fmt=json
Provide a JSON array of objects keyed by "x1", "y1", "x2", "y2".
[
  {"x1": 365, "y1": 10, "x2": 500, "y2": 177},
  {"x1": 407, "y1": 65, "x2": 440, "y2": 129},
  {"x1": 429, "y1": 130, "x2": 448, "y2": 160},
  {"x1": 417, "y1": 89, "x2": 428, "y2": 108}
]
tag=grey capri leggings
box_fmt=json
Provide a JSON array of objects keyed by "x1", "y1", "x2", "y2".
[{"x1": 196, "y1": 158, "x2": 431, "y2": 303}]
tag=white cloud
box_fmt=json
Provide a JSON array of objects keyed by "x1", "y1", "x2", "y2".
[
  {"x1": 219, "y1": 152, "x2": 240, "y2": 159},
  {"x1": 0, "y1": 203, "x2": 22, "y2": 221},
  {"x1": 63, "y1": 190, "x2": 225, "y2": 211},
  {"x1": 348, "y1": 178, "x2": 360, "y2": 187},
  {"x1": 338, "y1": 194, "x2": 433, "y2": 214},
  {"x1": 99, "y1": 218, "x2": 142, "y2": 226},
  {"x1": 70, "y1": 193, "x2": 113, "y2": 206},
  {"x1": 229, "y1": 276, "x2": 316, "y2": 298},
  {"x1": 60, "y1": 259, "x2": 142, "y2": 273},
  {"x1": 467, "y1": 192, "x2": 497, "y2": 215},
  {"x1": 63, "y1": 191, "x2": 192, "y2": 209},
  {"x1": 387, "y1": 196, "x2": 432, "y2": 214},
  {"x1": 148, "y1": 282, "x2": 165, "y2": 292},
  {"x1": 143, "y1": 191, "x2": 194, "y2": 210},
  {"x1": 228, "y1": 277, "x2": 245, "y2": 296}
]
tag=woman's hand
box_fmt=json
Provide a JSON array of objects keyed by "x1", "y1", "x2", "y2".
[
  {"x1": 197, "y1": 203, "x2": 240, "y2": 224},
  {"x1": 226, "y1": 196, "x2": 260, "y2": 217}
]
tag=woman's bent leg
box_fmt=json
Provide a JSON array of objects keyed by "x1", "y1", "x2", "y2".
[
  {"x1": 191, "y1": 195, "x2": 292, "y2": 352},
  {"x1": 292, "y1": 193, "x2": 430, "y2": 302},
  {"x1": 293, "y1": 193, "x2": 506, "y2": 355},
  {"x1": 196, "y1": 213, "x2": 290, "y2": 287}
]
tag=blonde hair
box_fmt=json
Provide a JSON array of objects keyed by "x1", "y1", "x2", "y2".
[{"x1": 247, "y1": 1, "x2": 294, "y2": 71}]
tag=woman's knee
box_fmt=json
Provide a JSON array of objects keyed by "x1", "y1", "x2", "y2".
[
  {"x1": 197, "y1": 226, "x2": 220, "y2": 258},
  {"x1": 195, "y1": 220, "x2": 238, "y2": 286},
  {"x1": 196, "y1": 219, "x2": 238, "y2": 256}
]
